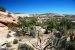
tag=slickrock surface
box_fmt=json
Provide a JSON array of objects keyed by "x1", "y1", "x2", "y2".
[
  {"x1": 0, "y1": 11, "x2": 17, "y2": 46},
  {"x1": 0, "y1": 11, "x2": 17, "y2": 28}
]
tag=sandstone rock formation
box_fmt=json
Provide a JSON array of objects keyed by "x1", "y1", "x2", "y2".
[
  {"x1": 0, "y1": 11, "x2": 17, "y2": 30},
  {"x1": 0, "y1": 11, "x2": 18, "y2": 49}
]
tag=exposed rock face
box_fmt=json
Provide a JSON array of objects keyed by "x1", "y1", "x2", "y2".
[
  {"x1": 0, "y1": 11, "x2": 17, "y2": 30},
  {"x1": 0, "y1": 11, "x2": 17, "y2": 48}
]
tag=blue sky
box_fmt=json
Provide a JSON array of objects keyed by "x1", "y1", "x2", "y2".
[{"x1": 0, "y1": 0, "x2": 75, "y2": 14}]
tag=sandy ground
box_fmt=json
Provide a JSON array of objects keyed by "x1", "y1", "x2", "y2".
[{"x1": 0, "y1": 27, "x2": 9, "y2": 45}]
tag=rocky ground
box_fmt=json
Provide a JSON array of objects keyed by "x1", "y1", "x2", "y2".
[{"x1": 0, "y1": 27, "x2": 51, "y2": 50}]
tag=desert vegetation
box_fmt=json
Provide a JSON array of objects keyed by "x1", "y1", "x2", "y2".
[
  {"x1": 18, "y1": 43, "x2": 34, "y2": 50},
  {"x1": 0, "y1": 7, "x2": 75, "y2": 50},
  {"x1": 10, "y1": 16, "x2": 75, "y2": 50}
]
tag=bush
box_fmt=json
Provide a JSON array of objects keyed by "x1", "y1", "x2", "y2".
[
  {"x1": 15, "y1": 28, "x2": 27, "y2": 36},
  {"x1": 13, "y1": 39, "x2": 18, "y2": 44},
  {"x1": 30, "y1": 30, "x2": 36, "y2": 38},
  {"x1": 6, "y1": 42, "x2": 11, "y2": 47},
  {"x1": 18, "y1": 43, "x2": 34, "y2": 50},
  {"x1": 15, "y1": 17, "x2": 37, "y2": 37},
  {"x1": 10, "y1": 48, "x2": 14, "y2": 50},
  {"x1": 66, "y1": 41, "x2": 75, "y2": 50}
]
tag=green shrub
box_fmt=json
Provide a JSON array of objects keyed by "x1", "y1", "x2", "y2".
[
  {"x1": 30, "y1": 30, "x2": 36, "y2": 38},
  {"x1": 6, "y1": 42, "x2": 11, "y2": 47},
  {"x1": 13, "y1": 39, "x2": 18, "y2": 44},
  {"x1": 66, "y1": 41, "x2": 75, "y2": 50},
  {"x1": 18, "y1": 43, "x2": 34, "y2": 50},
  {"x1": 10, "y1": 48, "x2": 14, "y2": 50}
]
